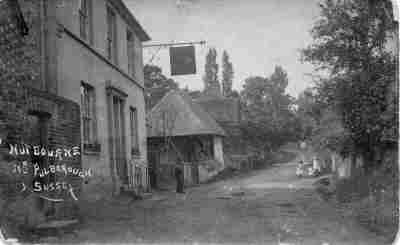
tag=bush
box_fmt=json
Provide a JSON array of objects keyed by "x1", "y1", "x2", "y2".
[{"x1": 333, "y1": 156, "x2": 398, "y2": 241}]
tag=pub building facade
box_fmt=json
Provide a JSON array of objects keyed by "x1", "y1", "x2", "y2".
[{"x1": 0, "y1": 0, "x2": 151, "y2": 234}]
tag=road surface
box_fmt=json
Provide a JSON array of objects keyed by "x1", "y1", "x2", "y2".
[{"x1": 59, "y1": 159, "x2": 389, "y2": 245}]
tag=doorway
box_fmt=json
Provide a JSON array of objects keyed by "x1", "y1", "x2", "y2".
[
  {"x1": 26, "y1": 111, "x2": 52, "y2": 215},
  {"x1": 107, "y1": 89, "x2": 128, "y2": 190},
  {"x1": 147, "y1": 149, "x2": 159, "y2": 189}
]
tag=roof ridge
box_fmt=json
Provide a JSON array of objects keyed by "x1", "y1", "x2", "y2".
[
  {"x1": 178, "y1": 92, "x2": 226, "y2": 136},
  {"x1": 147, "y1": 89, "x2": 178, "y2": 116},
  {"x1": 147, "y1": 89, "x2": 226, "y2": 137}
]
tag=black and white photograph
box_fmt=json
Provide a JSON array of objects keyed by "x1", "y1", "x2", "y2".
[{"x1": 0, "y1": 0, "x2": 399, "y2": 244}]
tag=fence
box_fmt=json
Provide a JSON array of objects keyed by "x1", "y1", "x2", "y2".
[
  {"x1": 128, "y1": 159, "x2": 150, "y2": 193},
  {"x1": 228, "y1": 154, "x2": 256, "y2": 170},
  {"x1": 183, "y1": 162, "x2": 199, "y2": 186}
]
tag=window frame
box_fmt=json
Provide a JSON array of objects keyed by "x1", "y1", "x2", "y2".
[
  {"x1": 80, "y1": 81, "x2": 97, "y2": 145},
  {"x1": 126, "y1": 29, "x2": 135, "y2": 77},
  {"x1": 79, "y1": 0, "x2": 92, "y2": 44},
  {"x1": 129, "y1": 106, "x2": 139, "y2": 155},
  {"x1": 106, "y1": 5, "x2": 118, "y2": 64}
]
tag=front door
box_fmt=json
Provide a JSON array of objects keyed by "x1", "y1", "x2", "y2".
[
  {"x1": 112, "y1": 96, "x2": 127, "y2": 183},
  {"x1": 107, "y1": 90, "x2": 128, "y2": 190}
]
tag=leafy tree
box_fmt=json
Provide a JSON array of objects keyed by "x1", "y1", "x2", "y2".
[
  {"x1": 296, "y1": 88, "x2": 319, "y2": 139},
  {"x1": 269, "y1": 66, "x2": 288, "y2": 94},
  {"x1": 267, "y1": 66, "x2": 293, "y2": 127},
  {"x1": 221, "y1": 50, "x2": 234, "y2": 97},
  {"x1": 144, "y1": 64, "x2": 179, "y2": 110},
  {"x1": 229, "y1": 90, "x2": 240, "y2": 98},
  {"x1": 203, "y1": 48, "x2": 220, "y2": 95},
  {"x1": 240, "y1": 66, "x2": 300, "y2": 154},
  {"x1": 296, "y1": 87, "x2": 351, "y2": 154},
  {"x1": 301, "y1": 0, "x2": 396, "y2": 172}
]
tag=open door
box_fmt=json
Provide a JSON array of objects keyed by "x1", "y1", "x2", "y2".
[{"x1": 147, "y1": 150, "x2": 159, "y2": 189}]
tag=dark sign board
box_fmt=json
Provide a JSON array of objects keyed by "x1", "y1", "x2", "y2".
[{"x1": 169, "y1": 45, "x2": 196, "y2": 76}]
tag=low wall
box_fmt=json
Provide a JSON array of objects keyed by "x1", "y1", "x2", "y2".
[{"x1": 224, "y1": 154, "x2": 255, "y2": 171}]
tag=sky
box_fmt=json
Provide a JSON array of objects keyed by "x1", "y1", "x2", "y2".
[{"x1": 125, "y1": 0, "x2": 322, "y2": 97}]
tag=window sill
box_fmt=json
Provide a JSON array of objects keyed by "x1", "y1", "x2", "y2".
[{"x1": 83, "y1": 143, "x2": 101, "y2": 155}]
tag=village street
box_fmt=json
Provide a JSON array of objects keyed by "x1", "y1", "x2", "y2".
[{"x1": 59, "y1": 153, "x2": 389, "y2": 245}]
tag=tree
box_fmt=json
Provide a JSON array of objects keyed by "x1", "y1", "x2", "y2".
[
  {"x1": 267, "y1": 66, "x2": 293, "y2": 127},
  {"x1": 296, "y1": 88, "x2": 319, "y2": 139},
  {"x1": 301, "y1": 0, "x2": 396, "y2": 172},
  {"x1": 203, "y1": 48, "x2": 220, "y2": 95},
  {"x1": 296, "y1": 87, "x2": 351, "y2": 155},
  {"x1": 221, "y1": 50, "x2": 234, "y2": 97},
  {"x1": 144, "y1": 65, "x2": 179, "y2": 110},
  {"x1": 240, "y1": 66, "x2": 300, "y2": 154},
  {"x1": 269, "y1": 66, "x2": 288, "y2": 94}
]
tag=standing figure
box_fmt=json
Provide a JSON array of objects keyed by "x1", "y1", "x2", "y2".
[
  {"x1": 174, "y1": 159, "x2": 184, "y2": 193},
  {"x1": 299, "y1": 141, "x2": 307, "y2": 162},
  {"x1": 296, "y1": 160, "x2": 305, "y2": 177},
  {"x1": 312, "y1": 156, "x2": 321, "y2": 176}
]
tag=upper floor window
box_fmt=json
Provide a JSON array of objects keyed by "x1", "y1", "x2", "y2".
[
  {"x1": 127, "y1": 29, "x2": 135, "y2": 77},
  {"x1": 79, "y1": 0, "x2": 92, "y2": 43},
  {"x1": 81, "y1": 82, "x2": 97, "y2": 144},
  {"x1": 106, "y1": 6, "x2": 117, "y2": 64}
]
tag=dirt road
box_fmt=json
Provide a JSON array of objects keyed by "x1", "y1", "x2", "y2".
[{"x1": 61, "y1": 159, "x2": 389, "y2": 245}]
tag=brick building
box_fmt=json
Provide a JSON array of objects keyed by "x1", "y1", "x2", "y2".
[{"x1": 0, "y1": 0, "x2": 81, "y2": 222}]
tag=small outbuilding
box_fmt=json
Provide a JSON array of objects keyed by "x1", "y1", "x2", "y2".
[{"x1": 146, "y1": 90, "x2": 226, "y2": 189}]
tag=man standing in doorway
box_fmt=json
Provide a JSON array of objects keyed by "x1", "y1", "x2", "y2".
[{"x1": 174, "y1": 158, "x2": 185, "y2": 193}]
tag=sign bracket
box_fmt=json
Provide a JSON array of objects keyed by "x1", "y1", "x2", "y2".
[{"x1": 143, "y1": 40, "x2": 206, "y2": 49}]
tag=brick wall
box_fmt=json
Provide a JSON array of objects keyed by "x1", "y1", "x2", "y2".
[{"x1": 0, "y1": 0, "x2": 81, "y2": 221}]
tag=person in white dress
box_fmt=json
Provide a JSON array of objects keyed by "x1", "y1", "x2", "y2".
[{"x1": 312, "y1": 156, "x2": 321, "y2": 174}]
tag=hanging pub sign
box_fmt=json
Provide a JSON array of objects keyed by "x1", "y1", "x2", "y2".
[{"x1": 169, "y1": 45, "x2": 196, "y2": 76}]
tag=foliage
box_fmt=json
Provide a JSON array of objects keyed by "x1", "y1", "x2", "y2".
[
  {"x1": 229, "y1": 90, "x2": 240, "y2": 98},
  {"x1": 240, "y1": 66, "x2": 301, "y2": 153},
  {"x1": 203, "y1": 48, "x2": 220, "y2": 93},
  {"x1": 301, "y1": 0, "x2": 396, "y2": 171},
  {"x1": 221, "y1": 50, "x2": 234, "y2": 97},
  {"x1": 295, "y1": 87, "x2": 351, "y2": 155},
  {"x1": 302, "y1": 0, "x2": 395, "y2": 74},
  {"x1": 295, "y1": 88, "x2": 319, "y2": 139},
  {"x1": 144, "y1": 64, "x2": 179, "y2": 110}
]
